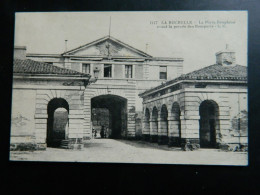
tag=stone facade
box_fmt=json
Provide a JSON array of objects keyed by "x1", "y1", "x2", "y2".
[
  {"x1": 10, "y1": 58, "x2": 90, "y2": 150},
  {"x1": 26, "y1": 36, "x2": 184, "y2": 140},
  {"x1": 139, "y1": 48, "x2": 248, "y2": 151}
]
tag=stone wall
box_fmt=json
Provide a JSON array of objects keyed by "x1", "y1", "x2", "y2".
[
  {"x1": 10, "y1": 78, "x2": 86, "y2": 150},
  {"x1": 10, "y1": 89, "x2": 37, "y2": 150}
]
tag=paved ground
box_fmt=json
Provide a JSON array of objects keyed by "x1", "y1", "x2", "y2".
[{"x1": 10, "y1": 138, "x2": 248, "y2": 165}]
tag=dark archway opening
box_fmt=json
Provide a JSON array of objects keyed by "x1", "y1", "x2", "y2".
[
  {"x1": 91, "y1": 95, "x2": 127, "y2": 139},
  {"x1": 159, "y1": 104, "x2": 168, "y2": 144},
  {"x1": 199, "y1": 100, "x2": 219, "y2": 148},
  {"x1": 47, "y1": 98, "x2": 69, "y2": 147},
  {"x1": 150, "y1": 107, "x2": 158, "y2": 142},
  {"x1": 143, "y1": 108, "x2": 150, "y2": 141},
  {"x1": 170, "y1": 102, "x2": 181, "y2": 146}
]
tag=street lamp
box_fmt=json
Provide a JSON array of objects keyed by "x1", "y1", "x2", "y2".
[{"x1": 85, "y1": 67, "x2": 100, "y2": 87}]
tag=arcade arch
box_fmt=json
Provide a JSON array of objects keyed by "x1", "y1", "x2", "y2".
[
  {"x1": 143, "y1": 108, "x2": 151, "y2": 140},
  {"x1": 199, "y1": 100, "x2": 220, "y2": 148},
  {"x1": 150, "y1": 106, "x2": 159, "y2": 142},
  {"x1": 169, "y1": 102, "x2": 181, "y2": 146},
  {"x1": 159, "y1": 104, "x2": 168, "y2": 144}
]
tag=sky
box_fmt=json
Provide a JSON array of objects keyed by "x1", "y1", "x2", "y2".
[{"x1": 14, "y1": 11, "x2": 247, "y2": 73}]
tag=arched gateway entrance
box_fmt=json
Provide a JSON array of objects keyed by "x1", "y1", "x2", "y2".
[
  {"x1": 199, "y1": 100, "x2": 220, "y2": 148},
  {"x1": 91, "y1": 95, "x2": 127, "y2": 139},
  {"x1": 47, "y1": 98, "x2": 69, "y2": 147}
]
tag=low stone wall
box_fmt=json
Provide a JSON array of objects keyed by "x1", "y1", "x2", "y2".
[
  {"x1": 10, "y1": 143, "x2": 46, "y2": 151},
  {"x1": 219, "y1": 143, "x2": 248, "y2": 152}
]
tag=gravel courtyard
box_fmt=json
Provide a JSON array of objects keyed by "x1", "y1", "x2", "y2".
[{"x1": 10, "y1": 139, "x2": 248, "y2": 165}]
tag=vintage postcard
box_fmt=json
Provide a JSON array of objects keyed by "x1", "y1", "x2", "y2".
[{"x1": 10, "y1": 11, "x2": 248, "y2": 165}]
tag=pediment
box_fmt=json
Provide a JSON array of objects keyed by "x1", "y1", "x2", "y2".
[{"x1": 63, "y1": 36, "x2": 152, "y2": 58}]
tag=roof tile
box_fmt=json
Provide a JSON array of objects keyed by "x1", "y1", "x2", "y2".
[
  {"x1": 140, "y1": 64, "x2": 247, "y2": 97},
  {"x1": 13, "y1": 59, "x2": 90, "y2": 77}
]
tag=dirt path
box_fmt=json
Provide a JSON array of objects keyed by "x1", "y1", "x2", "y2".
[{"x1": 10, "y1": 139, "x2": 248, "y2": 165}]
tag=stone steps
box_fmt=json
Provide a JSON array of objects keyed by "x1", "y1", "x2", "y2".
[{"x1": 60, "y1": 140, "x2": 69, "y2": 149}]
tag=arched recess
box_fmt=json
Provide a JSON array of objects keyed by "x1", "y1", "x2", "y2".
[
  {"x1": 169, "y1": 102, "x2": 181, "y2": 146},
  {"x1": 47, "y1": 98, "x2": 69, "y2": 147},
  {"x1": 91, "y1": 94, "x2": 127, "y2": 139},
  {"x1": 150, "y1": 106, "x2": 159, "y2": 142},
  {"x1": 199, "y1": 100, "x2": 220, "y2": 148},
  {"x1": 159, "y1": 104, "x2": 169, "y2": 144},
  {"x1": 143, "y1": 108, "x2": 151, "y2": 141}
]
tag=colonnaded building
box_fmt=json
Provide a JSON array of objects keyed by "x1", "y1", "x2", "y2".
[
  {"x1": 10, "y1": 36, "x2": 183, "y2": 150},
  {"x1": 139, "y1": 46, "x2": 248, "y2": 151}
]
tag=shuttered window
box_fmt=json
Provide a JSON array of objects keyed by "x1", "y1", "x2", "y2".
[{"x1": 159, "y1": 66, "x2": 167, "y2": 79}]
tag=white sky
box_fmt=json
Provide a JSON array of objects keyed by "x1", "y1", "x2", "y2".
[{"x1": 14, "y1": 11, "x2": 247, "y2": 73}]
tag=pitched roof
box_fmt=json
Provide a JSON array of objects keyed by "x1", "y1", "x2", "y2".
[
  {"x1": 13, "y1": 59, "x2": 90, "y2": 77},
  {"x1": 184, "y1": 64, "x2": 247, "y2": 79},
  {"x1": 62, "y1": 35, "x2": 153, "y2": 58},
  {"x1": 140, "y1": 64, "x2": 247, "y2": 97}
]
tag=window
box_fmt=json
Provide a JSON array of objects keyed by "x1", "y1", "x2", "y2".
[
  {"x1": 159, "y1": 66, "x2": 167, "y2": 79},
  {"x1": 45, "y1": 62, "x2": 53, "y2": 65},
  {"x1": 125, "y1": 65, "x2": 133, "y2": 78},
  {"x1": 82, "y1": 64, "x2": 90, "y2": 74},
  {"x1": 104, "y1": 64, "x2": 112, "y2": 78}
]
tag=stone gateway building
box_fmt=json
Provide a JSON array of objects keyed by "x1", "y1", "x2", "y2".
[
  {"x1": 10, "y1": 37, "x2": 247, "y2": 151},
  {"x1": 25, "y1": 36, "x2": 183, "y2": 139},
  {"x1": 10, "y1": 36, "x2": 184, "y2": 149},
  {"x1": 139, "y1": 47, "x2": 248, "y2": 151}
]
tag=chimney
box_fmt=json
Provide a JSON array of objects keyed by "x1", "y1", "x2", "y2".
[
  {"x1": 145, "y1": 43, "x2": 149, "y2": 53},
  {"x1": 14, "y1": 46, "x2": 27, "y2": 60},
  {"x1": 65, "y1": 40, "x2": 68, "y2": 52},
  {"x1": 215, "y1": 44, "x2": 236, "y2": 66}
]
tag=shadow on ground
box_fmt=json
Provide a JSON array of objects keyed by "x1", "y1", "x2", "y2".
[{"x1": 114, "y1": 139, "x2": 183, "y2": 151}]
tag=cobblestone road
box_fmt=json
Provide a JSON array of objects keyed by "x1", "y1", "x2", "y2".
[{"x1": 10, "y1": 138, "x2": 248, "y2": 165}]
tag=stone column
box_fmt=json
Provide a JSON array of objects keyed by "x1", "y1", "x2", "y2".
[
  {"x1": 150, "y1": 119, "x2": 158, "y2": 142},
  {"x1": 158, "y1": 118, "x2": 168, "y2": 145},
  {"x1": 168, "y1": 116, "x2": 181, "y2": 147},
  {"x1": 142, "y1": 119, "x2": 150, "y2": 141}
]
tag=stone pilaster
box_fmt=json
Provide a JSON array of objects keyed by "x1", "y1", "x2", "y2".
[
  {"x1": 180, "y1": 116, "x2": 200, "y2": 150},
  {"x1": 168, "y1": 116, "x2": 181, "y2": 147},
  {"x1": 150, "y1": 119, "x2": 158, "y2": 142},
  {"x1": 158, "y1": 118, "x2": 168, "y2": 145},
  {"x1": 67, "y1": 117, "x2": 84, "y2": 139},
  {"x1": 142, "y1": 119, "x2": 150, "y2": 141}
]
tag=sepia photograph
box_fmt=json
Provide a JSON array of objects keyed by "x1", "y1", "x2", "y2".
[{"x1": 10, "y1": 11, "x2": 248, "y2": 165}]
